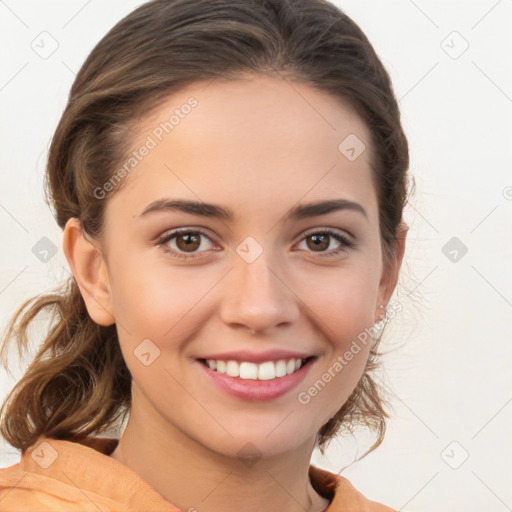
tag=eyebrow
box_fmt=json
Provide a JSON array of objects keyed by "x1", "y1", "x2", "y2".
[{"x1": 139, "y1": 198, "x2": 367, "y2": 221}]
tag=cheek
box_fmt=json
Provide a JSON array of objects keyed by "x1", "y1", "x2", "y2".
[
  {"x1": 324, "y1": 266, "x2": 380, "y2": 371},
  {"x1": 293, "y1": 261, "x2": 380, "y2": 420},
  {"x1": 107, "y1": 262, "x2": 203, "y2": 409},
  {"x1": 302, "y1": 259, "x2": 380, "y2": 336},
  {"x1": 108, "y1": 248, "x2": 209, "y2": 337}
]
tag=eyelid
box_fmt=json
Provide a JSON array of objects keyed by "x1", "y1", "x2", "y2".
[
  {"x1": 299, "y1": 226, "x2": 354, "y2": 242},
  {"x1": 156, "y1": 226, "x2": 217, "y2": 253}
]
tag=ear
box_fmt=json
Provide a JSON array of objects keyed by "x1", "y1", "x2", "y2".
[
  {"x1": 62, "y1": 217, "x2": 115, "y2": 326},
  {"x1": 375, "y1": 222, "x2": 408, "y2": 322}
]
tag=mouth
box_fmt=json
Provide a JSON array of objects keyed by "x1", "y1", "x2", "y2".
[
  {"x1": 198, "y1": 356, "x2": 316, "y2": 381},
  {"x1": 197, "y1": 356, "x2": 316, "y2": 401}
]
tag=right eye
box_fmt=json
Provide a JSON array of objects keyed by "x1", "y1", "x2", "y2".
[{"x1": 156, "y1": 228, "x2": 217, "y2": 260}]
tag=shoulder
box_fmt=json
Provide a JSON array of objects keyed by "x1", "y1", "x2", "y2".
[
  {"x1": 309, "y1": 464, "x2": 396, "y2": 511},
  {"x1": 0, "y1": 437, "x2": 111, "y2": 511},
  {"x1": 0, "y1": 436, "x2": 180, "y2": 511},
  {"x1": 0, "y1": 459, "x2": 96, "y2": 512}
]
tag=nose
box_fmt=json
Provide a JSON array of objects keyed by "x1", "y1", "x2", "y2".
[{"x1": 219, "y1": 248, "x2": 299, "y2": 336}]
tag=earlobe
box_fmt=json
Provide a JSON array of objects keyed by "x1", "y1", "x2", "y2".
[
  {"x1": 375, "y1": 222, "x2": 408, "y2": 321},
  {"x1": 62, "y1": 217, "x2": 115, "y2": 326}
]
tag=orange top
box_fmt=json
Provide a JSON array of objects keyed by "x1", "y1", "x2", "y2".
[{"x1": 0, "y1": 436, "x2": 396, "y2": 511}]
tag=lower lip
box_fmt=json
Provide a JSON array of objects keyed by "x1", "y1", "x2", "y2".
[{"x1": 197, "y1": 359, "x2": 314, "y2": 401}]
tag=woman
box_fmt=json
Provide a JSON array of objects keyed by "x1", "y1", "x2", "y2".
[{"x1": 0, "y1": 0, "x2": 409, "y2": 510}]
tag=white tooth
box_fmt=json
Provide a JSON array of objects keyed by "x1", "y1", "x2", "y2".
[
  {"x1": 275, "y1": 360, "x2": 287, "y2": 377},
  {"x1": 295, "y1": 358, "x2": 302, "y2": 370},
  {"x1": 258, "y1": 361, "x2": 276, "y2": 380},
  {"x1": 207, "y1": 360, "x2": 217, "y2": 370},
  {"x1": 216, "y1": 360, "x2": 226, "y2": 373},
  {"x1": 286, "y1": 359, "x2": 296, "y2": 375},
  {"x1": 239, "y1": 362, "x2": 258, "y2": 380},
  {"x1": 226, "y1": 360, "x2": 240, "y2": 377}
]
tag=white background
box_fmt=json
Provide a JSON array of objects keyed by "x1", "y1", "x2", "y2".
[{"x1": 1, "y1": 1, "x2": 511, "y2": 510}]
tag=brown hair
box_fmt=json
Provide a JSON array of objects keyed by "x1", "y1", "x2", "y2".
[{"x1": 1, "y1": 0, "x2": 409, "y2": 456}]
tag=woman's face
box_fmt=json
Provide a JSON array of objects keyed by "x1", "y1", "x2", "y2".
[{"x1": 88, "y1": 75, "x2": 403, "y2": 459}]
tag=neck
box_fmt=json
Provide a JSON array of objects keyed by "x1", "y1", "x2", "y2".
[{"x1": 109, "y1": 396, "x2": 330, "y2": 512}]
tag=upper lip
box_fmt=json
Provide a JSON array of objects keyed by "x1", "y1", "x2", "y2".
[{"x1": 198, "y1": 350, "x2": 315, "y2": 364}]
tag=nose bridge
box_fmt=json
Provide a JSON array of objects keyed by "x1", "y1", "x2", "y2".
[{"x1": 220, "y1": 240, "x2": 298, "y2": 333}]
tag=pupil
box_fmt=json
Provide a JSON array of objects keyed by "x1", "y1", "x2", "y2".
[
  {"x1": 179, "y1": 233, "x2": 199, "y2": 251},
  {"x1": 309, "y1": 234, "x2": 328, "y2": 251}
]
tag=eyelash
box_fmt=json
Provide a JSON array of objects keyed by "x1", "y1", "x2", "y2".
[{"x1": 156, "y1": 227, "x2": 355, "y2": 260}]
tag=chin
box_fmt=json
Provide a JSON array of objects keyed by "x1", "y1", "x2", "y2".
[{"x1": 198, "y1": 423, "x2": 316, "y2": 463}]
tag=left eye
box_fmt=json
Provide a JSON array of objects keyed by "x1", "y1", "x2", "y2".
[
  {"x1": 157, "y1": 228, "x2": 354, "y2": 260},
  {"x1": 295, "y1": 229, "x2": 354, "y2": 257}
]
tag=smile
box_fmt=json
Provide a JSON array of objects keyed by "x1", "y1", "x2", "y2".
[{"x1": 202, "y1": 357, "x2": 311, "y2": 381}]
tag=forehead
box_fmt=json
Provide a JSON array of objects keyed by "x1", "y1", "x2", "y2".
[{"x1": 106, "y1": 74, "x2": 377, "y2": 221}]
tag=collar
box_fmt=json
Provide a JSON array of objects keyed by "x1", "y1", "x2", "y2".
[{"x1": 9, "y1": 435, "x2": 393, "y2": 511}]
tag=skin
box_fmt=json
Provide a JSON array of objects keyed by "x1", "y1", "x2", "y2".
[{"x1": 63, "y1": 74, "x2": 407, "y2": 512}]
